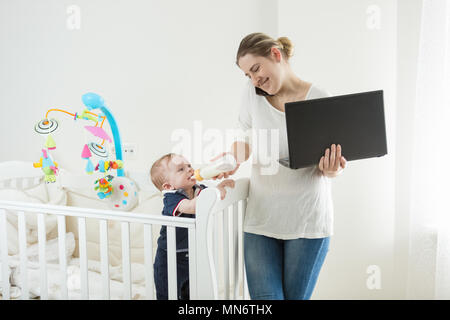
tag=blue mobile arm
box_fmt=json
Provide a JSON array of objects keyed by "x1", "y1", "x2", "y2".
[{"x1": 81, "y1": 92, "x2": 124, "y2": 177}]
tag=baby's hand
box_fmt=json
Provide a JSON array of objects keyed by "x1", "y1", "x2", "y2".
[{"x1": 217, "y1": 179, "x2": 235, "y2": 200}]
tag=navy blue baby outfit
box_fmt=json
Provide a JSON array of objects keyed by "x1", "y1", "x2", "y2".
[{"x1": 153, "y1": 184, "x2": 207, "y2": 300}]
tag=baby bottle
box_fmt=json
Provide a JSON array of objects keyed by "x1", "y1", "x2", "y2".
[{"x1": 193, "y1": 153, "x2": 237, "y2": 181}]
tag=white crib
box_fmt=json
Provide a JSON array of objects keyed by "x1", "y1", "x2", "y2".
[{"x1": 0, "y1": 162, "x2": 250, "y2": 300}]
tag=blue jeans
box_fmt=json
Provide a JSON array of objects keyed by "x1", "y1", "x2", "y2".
[{"x1": 244, "y1": 232, "x2": 330, "y2": 300}]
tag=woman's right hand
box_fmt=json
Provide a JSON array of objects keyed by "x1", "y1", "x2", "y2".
[{"x1": 210, "y1": 152, "x2": 240, "y2": 180}]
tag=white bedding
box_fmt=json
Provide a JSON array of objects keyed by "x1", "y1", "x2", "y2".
[
  {"x1": 0, "y1": 178, "x2": 67, "y2": 254},
  {"x1": 1, "y1": 232, "x2": 148, "y2": 300}
]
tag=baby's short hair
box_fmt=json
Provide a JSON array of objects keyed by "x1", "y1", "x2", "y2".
[{"x1": 150, "y1": 153, "x2": 176, "y2": 191}]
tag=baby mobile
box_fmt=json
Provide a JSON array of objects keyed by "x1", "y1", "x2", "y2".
[{"x1": 33, "y1": 93, "x2": 138, "y2": 211}]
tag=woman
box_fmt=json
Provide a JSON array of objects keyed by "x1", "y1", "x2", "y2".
[{"x1": 213, "y1": 32, "x2": 347, "y2": 300}]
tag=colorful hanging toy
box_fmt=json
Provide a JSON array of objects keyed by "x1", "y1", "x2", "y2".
[
  {"x1": 33, "y1": 92, "x2": 138, "y2": 211},
  {"x1": 33, "y1": 149, "x2": 59, "y2": 183},
  {"x1": 94, "y1": 175, "x2": 114, "y2": 199}
]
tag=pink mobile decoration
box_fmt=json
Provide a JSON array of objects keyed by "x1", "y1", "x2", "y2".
[
  {"x1": 81, "y1": 144, "x2": 92, "y2": 159},
  {"x1": 84, "y1": 126, "x2": 112, "y2": 143}
]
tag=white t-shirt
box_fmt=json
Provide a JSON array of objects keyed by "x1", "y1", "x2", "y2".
[{"x1": 235, "y1": 81, "x2": 334, "y2": 239}]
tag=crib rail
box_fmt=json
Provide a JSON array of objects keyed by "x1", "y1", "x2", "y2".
[
  {"x1": 195, "y1": 178, "x2": 250, "y2": 299},
  {"x1": 0, "y1": 200, "x2": 195, "y2": 300},
  {"x1": 0, "y1": 177, "x2": 250, "y2": 300}
]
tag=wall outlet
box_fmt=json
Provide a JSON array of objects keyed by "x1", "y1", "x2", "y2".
[{"x1": 111, "y1": 143, "x2": 137, "y2": 160}]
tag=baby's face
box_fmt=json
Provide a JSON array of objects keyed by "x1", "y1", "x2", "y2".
[{"x1": 164, "y1": 155, "x2": 196, "y2": 191}]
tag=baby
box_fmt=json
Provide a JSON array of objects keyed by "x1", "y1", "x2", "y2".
[{"x1": 150, "y1": 153, "x2": 234, "y2": 300}]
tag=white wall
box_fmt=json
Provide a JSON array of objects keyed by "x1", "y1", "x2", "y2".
[
  {"x1": 0, "y1": 0, "x2": 425, "y2": 299},
  {"x1": 278, "y1": 0, "x2": 398, "y2": 299},
  {"x1": 0, "y1": 0, "x2": 277, "y2": 177}
]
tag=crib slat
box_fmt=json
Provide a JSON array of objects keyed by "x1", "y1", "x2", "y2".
[
  {"x1": 121, "y1": 222, "x2": 131, "y2": 300},
  {"x1": 37, "y1": 213, "x2": 48, "y2": 299},
  {"x1": 77, "y1": 217, "x2": 89, "y2": 299},
  {"x1": 241, "y1": 199, "x2": 250, "y2": 300},
  {"x1": 143, "y1": 224, "x2": 154, "y2": 300},
  {"x1": 18, "y1": 211, "x2": 29, "y2": 300},
  {"x1": 222, "y1": 209, "x2": 230, "y2": 299},
  {"x1": 228, "y1": 205, "x2": 235, "y2": 300},
  {"x1": 188, "y1": 227, "x2": 197, "y2": 299},
  {"x1": 214, "y1": 210, "x2": 221, "y2": 298},
  {"x1": 0, "y1": 209, "x2": 10, "y2": 300},
  {"x1": 58, "y1": 215, "x2": 68, "y2": 299},
  {"x1": 99, "y1": 219, "x2": 110, "y2": 300},
  {"x1": 237, "y1": 200, "x2": 244, "y2": 299},
  {"x1": 232, "y1": 202, "x2": 239, "y2": 300},
  {"x1": 166, "y1": 226, "x2": 177, "y2": 300}
]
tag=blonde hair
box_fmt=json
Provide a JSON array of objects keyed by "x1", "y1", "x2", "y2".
[
  {"x1": 150, "y1": 153, "x2": 175, "y2": 191},
  {"x1": 235, "y1": 32, "x2": 294, "y2": 66}
]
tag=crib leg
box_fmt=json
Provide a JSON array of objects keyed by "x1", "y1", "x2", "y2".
[
  {"x1": 166, "y1": 226, "x2": 177, "y2": 300},
  {"x1": 99, "y1": 219, "x2": 110, "y2": 300},
  {"x1": 0, "y1": 209, "x2": 10, "y2": 300},
  {"x1": 143, "y1": 224, "x2": 154, "y2": 300},
  {"x1": 18, "y1": 211, "x2": 29, "y2": 300},
  {"x1": 188, "y1": 228, "x2": 197, "y2": 299},
  {"x1": 37, "y1": 213, "x2": 48, "y2": 300},
  {"x1": 58, "y1": 215, "x2": 68, "y2": 299}
]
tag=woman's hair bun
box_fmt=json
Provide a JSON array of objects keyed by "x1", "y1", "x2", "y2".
[
  {"x1": 277, "y1": 37, "x2": 294, "y2": 58},
  {"x1": 236, "y1": 33, "x2": 295, "y2": 66}
]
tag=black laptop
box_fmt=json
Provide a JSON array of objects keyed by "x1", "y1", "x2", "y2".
[{"x1": 279, "y1": 90, "x2": 388, "y2": 169}]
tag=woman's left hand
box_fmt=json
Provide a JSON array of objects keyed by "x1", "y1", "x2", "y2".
[
  {"x1": 318, "y1": 144, "x2": 347, "y2": 178},
  {"x1": 217, "y1": 179, "x2": 235, "y2": 200}
]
